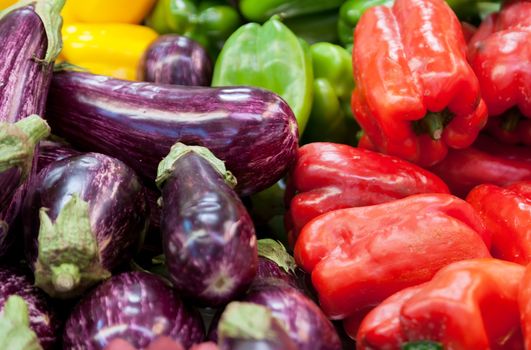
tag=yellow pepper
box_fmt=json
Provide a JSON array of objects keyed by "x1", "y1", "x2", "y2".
[
  {"x1": 61, "y1": 0, "x2": 156, "y2": 24},
  {"x1": 60, "y1": 23, "x2": 158, "y2": 81},
  {"x1": 0, "y1": 0, "x2": 16, "y2": 9}
]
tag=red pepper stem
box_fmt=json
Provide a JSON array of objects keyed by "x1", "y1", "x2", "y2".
[
  {"x1": 501, "y1": 110, "x2": 521, "y2": 132},
  {"x1": 421, "y1": 112, "x2": 446, "y2": 140}
]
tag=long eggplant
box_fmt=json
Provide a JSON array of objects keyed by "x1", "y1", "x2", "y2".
[
  {"x1": 63, "y1": 271, "x2": 205, "y2": 349},
  {"x1": 157, "y1": 143, "x2": 257, "y2": 306},
  {"x1": 45, "y1": 70, "x2": 299, "y2": 196},
  {"x1": 139, "y1": 34, "x2": 213, "y2": 86},
  {"x1": 22, "y1": 153, "x2": 149, "y2": 298},
  {"x1": 0, "y1": 0, "x2": 65, "y2": 256},
  {"x1": 217, "y1": 302, "x2": 298, "y2": 350},
  {"x1": 0, "y1": 266, "x2": 59, "y2": 349}
]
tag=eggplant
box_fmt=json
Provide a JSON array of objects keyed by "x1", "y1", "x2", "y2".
[
  {"x1": 45, "y1": 70, "x2": 299, "y2": 196},
  {"x1": 22, "y1": 153, "x2": 149, "y2": 298},
  {"x1": 139, "y1": 35, "x2": 213, "y2": 86},
  {"x1": 0, "y1": 266, "x2": 59, "y2": 349},
  {"x1": 36, "y1": 139, "x2": 81, "y2": 172},
  {"x1": 157, "y1": 143, "x2": 257, "y2": 306},
  {"x1": 217, "y1": 302, "x2": 298, "y2": 350},
  {"x1": 63, "y1": 271, "x2": 205, "y2": 349},
  {"x1": 0, "y1": 0, "x2": 65, "y2": 256}
]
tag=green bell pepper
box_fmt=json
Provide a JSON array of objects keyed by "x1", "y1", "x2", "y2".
[
  {"x1": 239, "y1": 0, "x2": 345, "y2": 23},
  {"x1": 212, "y1": 16, "x2": 313, "y2": 135},
  {"x1": 338, "y1": 0, "x2": 393, "y2": 47},
  {"x1": 146, "y1": 0, "x2": 241, "y2": 58},
  {"x1": 302, "y1": 42, "x2": 359, "y2": 145},
  {"x1": 283, "y1": 10, "x2": 340, "y2": 45}
]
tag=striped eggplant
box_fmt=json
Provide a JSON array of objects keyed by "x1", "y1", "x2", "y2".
[
  {"x1": 157, "y1": 143, "x2": 257, "y2": 306},
  {"x1": 217, "y1": 302, "x2": 298, "y2": 350},
  {"x1": 22, "y1": 153, "x2": 149, "y2": 298},
  {"x1": 0, "y1": 0, "x2": 65, "y2": 256},
  {"x1": 139, "y1": 34, "x2": 213, "y2": 86},
  {"x1": 36, "y1": 139, "x2": 81, "y2": 172},
  {"x1": 45, "y1": 70, "x2": 299, "y2": 196},
  {"x1": 0, "y1": 266, "x2": 59, "y2": 349},
  {"x1": 63, "y1": 271, "x2": 205, "y2": 349}
]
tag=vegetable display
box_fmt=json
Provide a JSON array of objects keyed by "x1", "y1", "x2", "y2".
[
  {"x1": 63, "y1": 271, "x2": 205, "y2": 349},
  {"x1": 157, "y1": 143, "x2": 257, "y2": 306},
  {"x1": 352, "y1": 0, "x2": 487, "y2": 166},
  {"x1": 0, "y1": 0, "x2": 530, "y2": 348},
  {"x1": 22, "y1": 153, "x2": 149, "y2": 298},
  {"x1": 46, "y1": 70, "x2": 299, "y2": 196}
]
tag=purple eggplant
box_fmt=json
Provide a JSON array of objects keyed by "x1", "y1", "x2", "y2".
[
  {"x1": 45, "y1": 70, "x2": 299, "y2": 196},
  {"x1": 22, "y1": 153, "x2": 149, "y2": 298},
  {"x1": 157, "y1": 143, "x2": 257, "y2": 306},
  {"x1": 139, "y1": 34, "x2": 213, "y2": 86},
  {"x1": 63, "y1": 271, "x2": 205, "y2": 349},
  {"x1": 36, "y1": 139, "x2": 81, "y2": 172},
  {"x1": 0, "y1": 266, "x2": 59, "y2": 349},
  {"x1": 0, "y1": 0, "x2": 65, "y2": 256}
]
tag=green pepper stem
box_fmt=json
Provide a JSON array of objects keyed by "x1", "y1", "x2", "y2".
[
  {"x1": 413, "y1": 110, "x2": 453, "y2": 140},
  {"x1": 501, "y1": 109, "x2": 521, "y2": 132}
]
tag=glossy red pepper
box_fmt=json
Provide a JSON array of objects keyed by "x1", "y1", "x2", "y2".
[
  {"x1": 294, "y1": 193, "x2": 491, "y2": 319},
  {"x1": 429, "y1": 135, "x2": 531, "y2": 198},
  {"x1": 352, "y1": 0, "x2": 487, "y2": 166},
  {"x1": 468, "y1": 1, "x2": 531, "y2": 118},
  {"x1": 520, "y1": 264, "x2": 531, "y2": 350},
  {"x1": 285, "y1": 142, "x2": 449, "y2": 244},
  {"x1": 356, "y1": 259, "x2": 525, "y2": 349},
  {"x1": 467, "y1": 181, "x2": 531, "y2": 265},
  {"x1": 484, "y1": 111, "x2": 531, "y2": 146}
]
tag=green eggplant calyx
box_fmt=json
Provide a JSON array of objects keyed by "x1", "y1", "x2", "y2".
[
  {"x1": 0, "y1": 295, "x2": 43, "y2": 350},
  {"x1": 218, "y1": 302, "x2": 275, "y2": 341},
  {"x1": 0, "y1": 0, "x2": 66, "y2": 63},
  {"x1": 156, "y1": 142, "x2": 237, "y2": 189},
  {"x1": 0, "y1": 115, "x2": 50, "y2": 178},
  {"x1": 34, "y1": 193, "x2": 111, "y2": 299},
  {"x1": 257, "y1": 239, "x2": 297, "y2": 275}
]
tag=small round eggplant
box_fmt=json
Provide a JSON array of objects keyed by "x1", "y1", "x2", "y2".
[
  {"x1": 63, "y1": 271, "x2": 205, "y2": 349},
  {"x1": 22, "y1": 153, "x2": 149, "y2": 298},
  {"x1": 0, "y1": 266, "x2": 59, "y2": 349},
  {"x1": 36, "y1": 139, "x2": 81, "y2": 172},
  {"x1": 217, "y1": 302, "x2": 298, "y2": 350},
  {"x1": 157, "y1": 143, "x2": 257, "y2": 306},
  {"x1": 139, "y1": 35, "x2": 213, "y2": 86}
]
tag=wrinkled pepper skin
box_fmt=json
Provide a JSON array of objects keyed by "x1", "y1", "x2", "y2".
[
  {"x1": 352, "y1": 0, "x2": 487, "y2": 167},
  {"x1": 294, "y1": 193, "x2": 491, "y2": 319},
  {"x1": 60, "y1": 23, "x2": 158, "y2": 81},
  {"x1": 238, "y1": 0, "x2": 344, "y2": 22},
  {"x1": 429, "y1": 135, "x2": 531, "y2": 198},
  {"x1": 146, "y1": 0, "x2": 241, "y2": 58},
  {"x1": 520, "y1": 264, "x2": 531, "y2": 350},
  {"x1": 467, "y1": 181, "x2": 531, "y2": 265},
  {"x1": 468, "y1": 1, "x2": 531, "y2": 118},
  {"x1": 286, "y1": 143, "x2": 450, "y2": 242},
  {"x1": 356, "y1": 259, "x2": 525, "y2": 349},
  {"x1": 302, "y1": 44, "x2": 358, "y2": 145},
  {"x1": 61, "y1": 0, "x2": 156, "y2": 24}
]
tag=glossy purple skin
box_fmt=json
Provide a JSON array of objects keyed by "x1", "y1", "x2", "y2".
[
  {"x1": 22, "y1": 153, "x2": 149, "y2": 271},
  {"x1": 256, "y1": 257, "x2": 300, "y2": 290},
  {"x1": 0, "y1": 6, "x2": 52, "y2": 256},
  {"x1": 219, "y1": 321, "x2": 297, "y2": 350},
  {"x1": 36, "y1": 140, "x2": 81, "y2": 172},
  {"x1": 0, "y1": 266, "x2": 59, "y2": 349},
  {"x1": 243, "y1": 279, "x2": 341, "y2": 350},
  {"x1": 140, "y1": 35, "x2": 212, "y2": 86},
  {"x1": 45, "y1": 71, "x2": 299, "y2": 196},
  {"x1": 63, "y1": 271, "x2": 205, "y2": 349},
  {"x1": 161, "y1": 152, "x2": 257, "y2": 306}
]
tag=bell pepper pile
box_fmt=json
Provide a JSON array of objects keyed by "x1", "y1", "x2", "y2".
[{"x1": 0, "y1": 0, "x2": 530, "y2": 348}]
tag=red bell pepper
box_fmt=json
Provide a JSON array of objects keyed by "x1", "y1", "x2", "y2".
[
  {"x1": 352, "y1": 0, "x2": 487, "y2": 167},
  {"x1": 294, "y1": 193, "x2": 491, "y2": 319},
  {"x1": 520, "y1": 264, "x2": 531, "y2": 350},
  {"x1": 429, "y1": 135, "x2": 531, "y2": 198},
  {"x1": 285, "y1": 142, "x2": 449, "y2": 244},
  {"x1": 485, "y1": 111, "x2": 531, "y2": 146},
  {"x1": 467, "y1": 181, "x2": 531, "y2": 265},
  {"x1": 356, "y1": 259, "x2": 525, "y2": 349},
  {"x1": 468, "y1": 1, "x2": 531, "y2": 118}
]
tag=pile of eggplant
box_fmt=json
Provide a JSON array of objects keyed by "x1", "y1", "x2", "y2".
[{"x1": 0, "y1": 1, "x2": 342, "y2": 349}]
